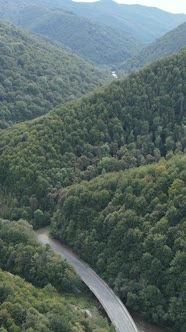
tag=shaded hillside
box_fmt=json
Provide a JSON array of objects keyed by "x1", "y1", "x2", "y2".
[
  {"x1": 0, "y1": 219, "x2": 113, "y2": 331},
  {"x1": 2, "y1": 0, "x2": 185, "y2": 43},
  {"x1": 0, "y1": 49, "x2": 185, "y2": 217},
  {"x1": 51, "y1": 154, "x2": 186, "y2": 331},
  {"x1": 0, "y1": 3, "x2": 141, "y2": 66},
  {"x1": 0, "y1": 20, "x2": 111, "y2": 128},
  {"x1": 119, "y1": 22, "x2": 186, "y2": 74}
]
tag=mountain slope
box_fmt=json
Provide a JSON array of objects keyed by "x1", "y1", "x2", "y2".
[
  {"x1": 119, "y1": 22, "x2": 186, "y2": 74},
  {"x1": 0, "y1": 20, "x2": 111, "y2": 128},
  {"x1": 0, "y1": 2, "x2": 141, "y2": 66},
  {"x1": 0, "y1": 219, "x2": 113, "y2": 331},
  {"x1": 29, "y1": 9, "x2": 141, "y2": 66},
  {"x1": 3, "y1": 0, "x2": 185, "y2": 43},
  {"x1": 67, "y1": 0, "x2": 186, "y2": 42},
  {"x1": 0, "y1": 49, "x2": 185, "y2": 215},
  {"x1": 51, "y1": 153, "x2": 186, "y2": 331}
]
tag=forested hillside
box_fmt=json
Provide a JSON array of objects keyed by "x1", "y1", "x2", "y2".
[
  {"x1": 0, "y1": 219, "x2": 113, "y2": 331},
  {"x1": 0, "y1": 4, "x2": 141, "y2": 66},
  {"x1": 119, "y1": 22, "x2": 186, "y2": 74},
  {"x1": 51, "y1": 154, "x2": 186, "y2": 331},
  {"x1": 64, "y1": 0, "x2": 186, "y2": 42},
  {"x1": 0, "y1": 49, "x2": 185, "y2": 220},
  {"x1": 0, "y1": 20, "x2": 111, "y2": 128},
  {"x1": 0, "y1": 4, "x2": 186, "y2": 330},
  {"x1": 25, "y1": 9, "x2": 140, "y2": 66},
  {"x1": 1, "y1": 0, "x2": 186, "y2": 43}
]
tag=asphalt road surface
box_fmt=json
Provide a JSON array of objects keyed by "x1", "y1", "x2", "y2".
[{"x1": 36, "y1": 228, "x2": 138, "y2": 332}]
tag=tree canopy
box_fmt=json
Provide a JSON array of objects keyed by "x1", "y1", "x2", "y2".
[
  {"x1": 0, "y1": 3, "x2": 141, "y2": 66},
  {"x1": 0, "y1": 20, "x2": 111, "y2": 128},
  {"x1": 0, "y1": 219, "x2": 114, "y2": 331},
  {"x1": 51, "y1": 154, "x2": 186, "y2": 331},
  {"x1": 0, "y1": 43, "x2": 185, "y2": 331},
  {"x1": 0, "y1": 49, "x2": 185, "y2": 219}
]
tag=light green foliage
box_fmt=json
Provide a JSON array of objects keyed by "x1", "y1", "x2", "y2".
[
  {"x1": 0, "y1": 220, "x2": 113, "y2": 331},
  {"x1": 0, "y1": 270, "x2": 112, "y2": 331},
  {"x1": 0, "y1": 219, "x2": 82, "y2": 293}
]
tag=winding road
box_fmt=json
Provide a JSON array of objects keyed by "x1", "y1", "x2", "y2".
[{"x1": 36, "y1": 228, "x2": 138, "y2": 332}]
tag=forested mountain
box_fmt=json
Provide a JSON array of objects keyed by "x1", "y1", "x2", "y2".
[
  {"x1": 1, "y1": 0, "x2": 185, "y2": 43},
  {"x1": 0, "y1": 3, "x2": 141, "y2": 66},
  {"x1": 0, "y1": 219, "x2": 113, "y2": 331},
  {"x1": 51, "y1": 154, "x2": 186, "y2": 331},
  {"x1": 0, "y1": 49, "x2": 185, "y2": 220},
  {"x1": 119, "y1": 22, "x2": 186, "y2": 74},
  {"x1": 63, "y1": 0, "x2": 186, "y2": 43},
  {"x1": 0, "y1": 5, "x2": 186, "y2": 330},
  {"x1": 0, "y1": 20, "x2": 111, "y2": 128},
  {"x1": 27, "y1": 10, "x2": 140, "y2": 66}
]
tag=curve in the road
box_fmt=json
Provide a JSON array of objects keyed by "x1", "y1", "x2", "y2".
[{"x1": 36, "y1": 228, "x2": 138, "y2": 332}]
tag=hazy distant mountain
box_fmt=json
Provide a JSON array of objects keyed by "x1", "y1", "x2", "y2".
[
  {"x1": 1, "y1": 0, "x2": 186, "y2": 67},
  {"x1": 65, "y1": 0, "x2": 186, "y2": 42},
  {"x1": 3, "y1": 0, "x2": 184, "y2": 43},
  {"x1": 27, "y1": 10, "x2": 141, "y2": 66},
  {"x1": 118, "y1": 22, "x2": 186, "y2": 74},
  {"x1": 0, "y1": 1, "x2": 141, "y2": 66}
]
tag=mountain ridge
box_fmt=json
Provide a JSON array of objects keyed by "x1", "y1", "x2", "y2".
[
  {"x1": 52, "y1": 0, "x2": 186, "y2": 42},
  {"x1": 1, "y1": 0, "x2": 186, "y2": 49},
  {"x1": 0, "y1": 13, "x2": 185, "y2": 331},
  {"x1": 0, "y1": 48, "x2": 185, "y2": 213},
  {"x1": 0, "y1": 1, "x2": 142, "y2": 66}
]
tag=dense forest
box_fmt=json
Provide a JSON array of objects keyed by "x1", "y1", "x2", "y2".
[
  {"x1": 51, "y1": 154, "x2": 186, "y2": 332},
  {"x1": 119, "y1": 22, "x2": 186, "y2": 74},
  {"x1": 0, "y1": 2, "x2": 141, "y2": 66},
  {"x1": 0, "y1": 19, "x2": 185, "y2": 330},
  {"x1": 0, "y1": 20, "x2": 111, "y2": 128},
  {"x1": 21, "y1": 9, "x2": 140, "y2": 66},
  {"x1": 63, "y1": 0, "x2": 186, "y2": 42},
  {"x1": 0, "y1": 219, "x2": 114, "y2": 331},
  {"x1": 1, "y1": 0, "x2": 186, "y2": 43},
  {"x1": 0, "y1": 49, "x2": 185, "y2": 220}
]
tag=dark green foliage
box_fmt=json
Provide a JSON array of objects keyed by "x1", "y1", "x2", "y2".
[
  {"x1": 51, "y1": 154, "x2": 186, "y2": 331},
  {"x1": 0, "y1": 6, "x2": 185, "y2": 331},
  {"x1": 0, "y1": 20, "x2": 111, "y2": 128},
  {"x1": 119, "y1": 22, "x2": 186, "y2": 74},
  {"x1": 0, "y1": 49, "x2": 185, "y2": 215}
]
